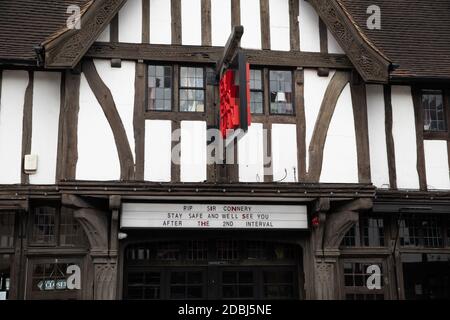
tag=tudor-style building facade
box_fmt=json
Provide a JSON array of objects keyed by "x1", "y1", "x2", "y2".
[{"x1": 0, "y1": 0, "x2": 449, "y2": 300}]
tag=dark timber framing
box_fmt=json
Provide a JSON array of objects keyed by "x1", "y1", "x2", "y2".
[
  {"x1": 351, "y1": 72, "x2": 371, "y2": 183},
  {"x1": 110, "y1": 14, "x2": 119, "y2": 43},
  {"x1": 307, "y1": 71, "x2": 350, "y2": 182},
  {"x1": 411, "y1": 86, "x2": 428, "y2": 191},
  {"x1": 171, "y1": 0, "x2": 182, "y2": 45},
  {"x1": 260, "y1": 0, "x2": 271, "y2": 50},
  {"x1": 57, "y1": 71, "x2": 81, "y2": 181},
  {"x1": 82, "y1": 60, "x2": 135, "y2": 181},
  {"x1": 87, "y1": 43, "x2": 353, "y2": 69},
  {"x1": 134, "y1": 62, "x2": 146, "y2": 180},
  {"x1": 231, "y1": 0, "x2": 241, "y2": 27},
  {"x1": 201, "y1": 0, "x2": 212, "y2": 46},
  {"x1": 142, "y1": 0, "x2": 150, "y2": 44},
  {"x1": 384, "y1": 85, "x2": 398, "y2": 190},
  {"x1": 295, "y1": 68, "x2": 307, "y2": 181},
  {"x1": 289, "y1": 0, "x2": 300, "y2": 51},
  {"x1": 21, "y1": 71, "x2": 33, "y2": 185}
]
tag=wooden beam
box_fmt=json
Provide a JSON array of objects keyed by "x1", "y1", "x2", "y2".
[
  {"x1": 263, "y1": 68, "x2": 273, "y2": 182},
  {"x1": 56, "y1": 72, "x2": 66, "y2": 181},
  {"x1": 231, "y1": 0, "x2": 241, "y2": 26},
  {"x1": 295, "y1": 68, "x2": 307, "y2": 181},
  {"x1": 134, "y1": 62, "x2": 146, "y2": 180},
  {"x1": 82, "y1": 60, "x2": 135, "y2": 181},
  {"x1": 201, "y1": 0, "x2": 212, "y2": 46},
  {"x1": 289, "y1": 0, "x2": 300, "y2": 51},
  {"x1": 384, "y1": 85, "x2": 397, "y2": 190},
  {"x1": 171, "y1": 65, "x2": 181, "y2": 182},
  {"x1": 216, "y1": 26, "x2": 244, "y2": 76},
  {"x1": 110, "y1": 14, "x2": 119, "y2": 43},
  {"x1": 260, "y1": 0, "x2": 271, "y2": 50},
  {"x1": 307, "y1": 71, "x2": 350, "y2": 182},
  {"x1": 21, "y1": 71, "x2": 33, "y2": 185},
  {"x1": 319, "y1": 18, "x2": 328, "y2": 54},
  {"x1": 351, "y1": 74, "x2": 371, "y2": 183},
  {"x1": 171, "y1": 0, "x2": 182, "y2": 45},
  {"x1": 412, "y1": 86, "x2": 427, "y2": 191},
  {"x1": 58, "y1": 71, "x2": 81, "y2": 181},
  {"x1": 142, "y1": 0, "x2": 150, "y2": 43},
  {"x1": 87, "y1": 42, "x2": 353, "y2": 69}
]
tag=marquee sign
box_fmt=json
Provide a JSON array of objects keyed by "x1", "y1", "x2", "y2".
[{"x1": 121, "y1": 203, "x2": 308, "y2": 230}]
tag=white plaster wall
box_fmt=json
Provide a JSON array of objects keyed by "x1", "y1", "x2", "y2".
[
  {"x1": 299, "y1": 0, "x2": 320, "y2": 52},
  {"x1": 366, "y1": 85, "x2": 390, "y2": 188},
  {"x1": 320, "y1": 84, "x2": 358, "y2": 183},
  {"x1": 391, "y1": 85, "x2": 420, "y2": 189},
  {"x1": 119, "y1": 0, "x2": 143, "y2": 43},
  {"x1": 29, "y1": 72, "x2": 61, "y2": 185},
  {"x1": 181, "y1": 0, "x2": 202, "y2": 45},
  {"x1": 97, "y1": 24, "x2": 110, "y2": 42},
  {"x1": 145, "y1": 120, "x2": 172, "y2": 182},
  {"x1": 240, "y1": 0, "x2": 262, "y2": 49},
  {"x1": 328, "y1": 32, "x2": 345, "y2": 54},
  {"x1": 238, "y1": 123, "x2": 265, "y2": 182},
  {"x1": 0, "y1": 71, "x2": 28, "y2": 184},
  {"x1": 303, "y1": 69, "x2": 335, "y2": 170},
  {"x1": 424, "y1": 140, "x2": 450, "y2": 190},
  {"x1": 269, "y1": 0, "x2": 290, "y2": 51},
  {"x1": 272, "y1": 124, "x2": 298, "y2": 182},
  {"x1": 94, "y1": 59, "x2": 136, "y2": 162},
  {"x1": 77, "y1": 74, "x2": 120, "y2": 180},
  {"x1": 211, "y1": 0, "x2": 231, "y2": 46},
  {"x1": 150, "y1": 0, "x2": 172, "y2": 44},
  {"x1": 180, "y1": 121, "x2": 207, "y2": 182}
]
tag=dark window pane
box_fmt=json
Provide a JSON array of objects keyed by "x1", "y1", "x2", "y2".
[
  {"x1": 147, "y1": 65, "x2": 172, "y2": 111},
  {"x1": 399, "y1": 214, "x2": 443, "y2": 248},
  {"x1": 422, "y1": 90, "x2": 447, "y2": 132},
  {"x1": 31, "y1": 206, "x2": 56, "y2": 245},
  {"x1": 59, "y1": 208, "x2": 87, "y2": 247},
  {"x1": 250, "y1": 70, "x2": 264, "y2": 114},
  {"x1": 269, "y1": 70, "x2": 293, "y2": 115},
  {"x1": 0, "y1": 213, "x2": 14, "y2": 248}
]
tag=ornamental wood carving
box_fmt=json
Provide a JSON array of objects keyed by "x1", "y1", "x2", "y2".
[
  {"x1": 308, "y1": 0, "x2": 391, "y2": 83},
  {"x1": 44, "y1": 0, "x2": 127, "y2": 69}
]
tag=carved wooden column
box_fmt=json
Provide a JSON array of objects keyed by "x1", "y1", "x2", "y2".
[
  {"x1": 311, "y1": 198, "x2": 373, "y2": 300},
  {"x1": 62, "y1": 194, "x2": 121, "y2": 300}
]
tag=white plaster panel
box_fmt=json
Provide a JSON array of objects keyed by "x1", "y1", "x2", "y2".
[
  {"x1": 271, "y1": 124, "x2": 298, "y2": 182},
  {"x1": 240, "y1": 0, "x2": 262, "y2": 49},
  {"x1": 97, "y1": 24, "x2": 110, "y2": 42},
  {"x1": 424, "y1": 140, "x2": 450, "y2": 190},
  {"x1": 150, "y1": 0, "x2": 172, "y2": 44},
  {"x1": 119, "y1": 0, "x2": 143, "y2": 43},
  {"x1": 299, "y1": 0, "x2": 320, "y2": 52},
  {"x1": 211, "y1": 0, "x2": 231, "y2": 46},
  {"x1": 0, "y1": 70, "x2": 28, "y2": 184},
  {"x1": 94, "y1": 59, "x2": 136, "y2": 162},
  {"x1": 29, "y1": 72, "x2": 61, "y2": 185},
  {"x1": 328, "y1": 32, "x2": 345, "y2": 54},
  {"x1": 320, "y1": 84, "x2": 358, "y2": 183},
  {"x1": 77, "y1": 74, "x2": 120, "y2": 180},
  {"x1": 366, "y1": 85, "x2": 390, "y2": 188},
  {"x1": 180, "y1": 121, "x2": 207, "y2": 182},
  {"x1": 238, "y1": 123, "x2": 265, "y2": 182},
  {"x1": 181, "y1": 0, "x2": 202, "y2": 45},
  {"x1": 145, "y1": 120, "x2": 172, "y2": 182},
  {"x1": 269, "y1": 0, "x2": 290, "y2": 51},
  {"x1": 303, "y1": 68, "x2": 335, "y2": 171},
  {"x1": 391, "y1": 85, "x2": 420, "y2": 189}
]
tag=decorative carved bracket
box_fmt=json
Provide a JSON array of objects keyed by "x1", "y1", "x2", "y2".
[{"x1": 308, "y1": 0, "x2": 391, "y2": 83}]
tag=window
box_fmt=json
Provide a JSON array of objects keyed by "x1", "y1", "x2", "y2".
[
  {"x1": 30, "y1": 204, "x2": 87, "y2": 247},
  {"x1": 269, "y1": 70, "x2": 293, "y2": 114},
  {"x1": 222, "y1": 270, "x2": 255, "y2": 299},
  {"x1": 0, "y1": 213, "x2": 14, "y2": 248},
  {"x1": 422, "y1": 90, "x2": 447, "y2": 132},
  {"x1": 343, "y1": 262, "x2": 385, "y2": 300},
  {"x1": 127, "y1": 271, "x2": 161, "y2": 300},
  {"x1": 148, "y1": 65, "x2": 172, "y2": 111},
  {"x1": 399, "y1": 214, "x2": 444, "y2": 248},
  {"x1": 0, "y1": 254, "x2": 12, "y2": 300},
  {"x1": 180, "y1": 67, "x2": 205, "y2": 112},
  {"x1": 250, "y1": 69, "x2": 263, "y2": 114},
  {"x1": 170, "y1": 271, "x2": 204, "y2": 299},
  {"x1": 341, "y1": 216, "x2": 385, "y2": 247}
]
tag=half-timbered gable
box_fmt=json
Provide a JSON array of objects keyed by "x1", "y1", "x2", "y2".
[{"x1": 1, "y1": 0, "x2": 450, "y2": 301}]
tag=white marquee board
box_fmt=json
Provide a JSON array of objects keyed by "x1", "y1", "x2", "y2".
[{"x1": 121, "y1": 203, "x2": 308, "y2": 230}]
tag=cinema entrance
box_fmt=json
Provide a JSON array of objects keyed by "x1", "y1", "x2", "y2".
[{"x1": 119, "y1": 202, "x2": 309, "y2": 300}]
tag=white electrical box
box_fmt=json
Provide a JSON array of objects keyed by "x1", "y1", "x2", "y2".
[{"x1": 24, "y1": 154, "x2": 38, "y2": 174}]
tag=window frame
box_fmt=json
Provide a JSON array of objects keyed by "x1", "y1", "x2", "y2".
[
  {"x1": 416, "y1": 86, "x2": 450, "y2": 140},
  {"x1": 249, "y1": 68, "x2": 265, "y2": 115},
  {"x1": 268, "y1": 69, "x2": 296, "y2": 116},
  {"x1": 179, "y1": 65, "x2": 206, "y2": 113},
  {"x1": 146, "y1": 64, "x2": 174, "y2": 112}
]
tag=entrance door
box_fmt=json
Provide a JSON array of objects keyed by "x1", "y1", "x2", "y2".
[{"x1": 123, "y1": 239, "x2": 302, "y2": 300}]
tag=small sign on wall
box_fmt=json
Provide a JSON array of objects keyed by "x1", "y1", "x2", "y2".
[{"x1": 121, "y1": 203, "x2": 308, "y2": 230}]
